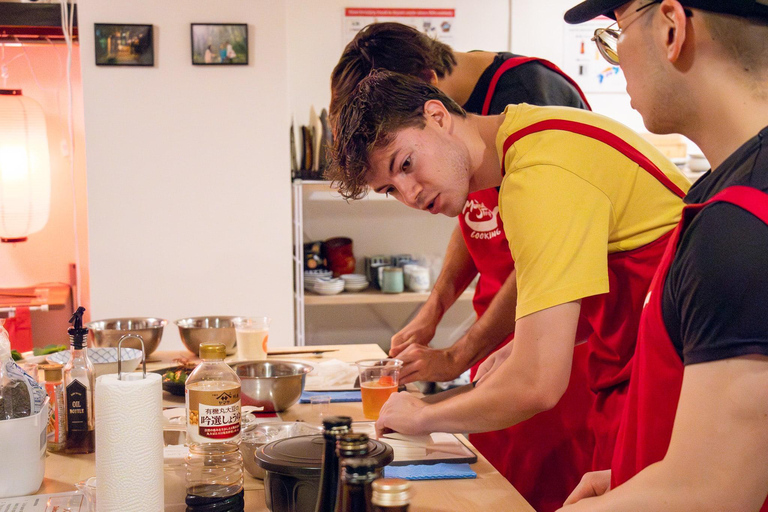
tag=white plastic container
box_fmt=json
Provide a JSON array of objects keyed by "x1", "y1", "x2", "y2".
[{"x1": 0, "y1": 398, "x2": 50, "y2": 497}]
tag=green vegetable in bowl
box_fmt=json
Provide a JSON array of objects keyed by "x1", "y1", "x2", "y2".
[
  {"x1": 11, "y1": 350, "x2": 22, "y2": 361},
  {"x1": 163, "y1": 369, "x2": 189, "y2": 385},
  {"x1": 32, "y1": 344, "x2": 67, "y2": 356}
]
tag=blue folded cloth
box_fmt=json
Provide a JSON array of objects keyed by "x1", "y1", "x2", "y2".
[
  {"x1": 299, "y1": 390, "x2": 362, "y2": 403},
  {"x1": 383, "y1": 463, "x2": 477, "y2": 480}
]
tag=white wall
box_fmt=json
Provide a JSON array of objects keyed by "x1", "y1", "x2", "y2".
[
  {"x1": 77, "y1": 0, "x2": 293, "y2": 350},
  {"x1": 510, "y1": 0, "x2": 645, "y2": 132},
  {"x1": 287, "y1": 0, "x2": 510, "y2": 127}
]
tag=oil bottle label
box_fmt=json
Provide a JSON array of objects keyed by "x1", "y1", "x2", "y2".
[
  {"x1": 66, "y1": 380, "x2": 88, "y2": 432},
  {"x1": 186, "y1": 384, "x2": 241, "y2": 442}
]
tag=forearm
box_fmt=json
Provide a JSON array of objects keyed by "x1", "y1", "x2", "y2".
[
  {"x1": 415, "y1": 303, "x2": 579, "y2": 433},
  {"x1": 423, "y1": 225, "x2": 478, "y2": 320},
  {"x1": 450, "y1": 269, "x2": 518, "y2": 369}
]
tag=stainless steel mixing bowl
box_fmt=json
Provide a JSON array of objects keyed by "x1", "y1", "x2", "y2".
[
  {"x1": 86, "y1": 317, "x2": 167, "y2": 356},
  {"x1": 174, "y1": 316, "x2": 238, "y2": 355},
  {"x1": 231, "y1": 360, "x2": 314, "y2": 412}
]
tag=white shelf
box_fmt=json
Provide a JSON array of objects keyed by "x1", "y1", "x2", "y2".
[
  {"x1": 295, "y1": 179, "x2": 396, "y2": 201},
  {"x1": 304, "y1": 288, "x2": 474, "y2": 306}
]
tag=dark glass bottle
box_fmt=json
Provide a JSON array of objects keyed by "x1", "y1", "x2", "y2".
[
  {"x1": 371, "y1": 478, "x2": 411, "y2": 512},
  {"x1": 333, "y1": 432, "x2": 370, "y2": 510},
  {"x1": 335, "y1": 457, "x2": 378, "y2": 512},
  {"x1": 314, "y1": 416, "x2": 353, "y2": 512},
  {"x1": 63, "y1": 307, "x2": 95, "y2": 454}
]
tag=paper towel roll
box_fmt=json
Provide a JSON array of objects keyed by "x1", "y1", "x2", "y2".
[{"x1": 95, "y1": 372, "x2": 164, "y2": 512}]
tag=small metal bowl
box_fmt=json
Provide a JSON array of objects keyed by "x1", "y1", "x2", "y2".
[
  {"x1": 231, "y1": 360, "x2": 314, "y2": 412},
  {"x1": 174, "y1": 316, "x2": 238, "y2": 356},
  {"x1": 86, "y1": 317, "x2": 166, "y2": 356}
]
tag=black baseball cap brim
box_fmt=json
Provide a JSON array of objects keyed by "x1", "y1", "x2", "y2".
[
  {"x1": 564, "y1": 0, "x2": 626, "y2": 24},
  {"x1": 564, "y1": 0, "x2": 768, "y2": 24}
]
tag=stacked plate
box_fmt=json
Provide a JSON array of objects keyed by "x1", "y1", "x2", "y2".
[
  {"x1": 304, "y1": 269, "x2": 333, "y2": 291},
  {"x1": 340, "y1": 274, "x2": 369, "y2": 293},
  {"x1": 312, "y1": 277, "x2": 345, "y2": 295}
]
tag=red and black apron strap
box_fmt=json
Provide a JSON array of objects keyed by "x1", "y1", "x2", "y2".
[
  {"x1": 500, "y1": 119, "x2": 687, "y2": 199},
  {"x1": 481, "y1": 56, "x2": 592, "y2": 115}
]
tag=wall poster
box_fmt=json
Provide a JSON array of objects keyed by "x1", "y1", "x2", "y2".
[
  {"x1": 343, "y1": 8, "x2": 456, "y2": 47},
  {"x1": 562, "y1": 18, "x2": 626, "y2": 94}
]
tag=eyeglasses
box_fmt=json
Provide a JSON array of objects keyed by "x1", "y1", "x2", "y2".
[
  {"x1": 592, "y1": 1, "x2": 660, "y2": 65},
  {"x1": 592, "y1": 1, "x2": 693, "y2": 65}
]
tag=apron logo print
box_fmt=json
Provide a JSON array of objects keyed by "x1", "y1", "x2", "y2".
[{"x1": 463, "y1": 199, "x2": 501, "y2": 235}]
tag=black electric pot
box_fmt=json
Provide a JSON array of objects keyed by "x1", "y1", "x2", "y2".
[{"x1": 255, "y1": 434, "x2": 393, "y2": 512}]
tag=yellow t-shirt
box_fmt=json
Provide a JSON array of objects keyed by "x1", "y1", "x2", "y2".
[{"x1": 497, "y1": 104, "x2": 690, "y2": 320}]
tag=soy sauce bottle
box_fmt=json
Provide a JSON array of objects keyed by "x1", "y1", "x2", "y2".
[
  {"x1": 314, "y1": 416, "x2": 353, "y2": 512},
  {"x1": 63, "y1": 307, "x2": 95, "y2": 454},
  {"x1": 335, "y1": 457, "x2": 378, "y2": 512}
]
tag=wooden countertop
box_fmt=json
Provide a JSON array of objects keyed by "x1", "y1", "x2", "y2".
[{"x1": 36, "y1": 345, "x2": 534, "y2": 512}]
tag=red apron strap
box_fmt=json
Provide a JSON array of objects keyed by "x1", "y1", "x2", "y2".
[
  {"x1": 482, "y1": 56, "x2": 592, "y2": 115},
  {"x1": 697, "y1": 186, "x2": 768, "y2": 224},
  {"x1": 501, "y1": 119, "x2": 688, "y2": 198}
]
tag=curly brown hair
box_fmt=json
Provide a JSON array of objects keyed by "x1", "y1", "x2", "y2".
[
  {"x1": 327, "y1": 70, "x2": 466, "y2": 200},
  {"x1": 329, "y1": 22, "x2": 457, "y2": 130}
]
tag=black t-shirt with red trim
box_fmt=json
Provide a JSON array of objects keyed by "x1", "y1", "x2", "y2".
[
  {"x1": 662, "y1": 126, "x2": 768, "y2": 364},
  {"x1": 462, "y1": 52, "x2": 588, "y2": 115}
]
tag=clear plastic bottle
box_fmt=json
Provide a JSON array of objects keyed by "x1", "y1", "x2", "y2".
[
  {"x1": 63, "y1": 307, "x2": 95, "y2": 454},
  {"x1": 185, "y1": 343, "x2": 243, "y2": 510}
]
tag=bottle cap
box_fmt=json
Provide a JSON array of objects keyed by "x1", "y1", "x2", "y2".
[
  {"x1": 68, "y1": 306, "x2": 88, "y2": 349},
  {"x1": 199, "y1": 343, "x2": 226, "y2": 360},
  {"x1": 322, "y1": 416, "x2": 353, "y2": 431},
  {"x1": 341, "y1": 456, "x2": 378, "y2": 480},
  {"x1": 338, "y1": 433, "x2": 368, "y2": 451},
  {"x1": 40, "y1": 363, "x2": 64, "y2": 382},
  {"x1": 372, "y1": 478, "x2": 412, "y2": 507}
]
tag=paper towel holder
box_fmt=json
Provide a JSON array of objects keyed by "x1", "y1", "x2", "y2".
[{"x1": 117, "y1": 334, "x2": 147, "y2": 380}]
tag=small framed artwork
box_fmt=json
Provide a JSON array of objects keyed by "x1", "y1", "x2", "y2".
[
  {"x1": 191, "y1": 23, "x2": 248, "y2": 65},
  {"x1": 94, "y1": 23, "x2": 154, "y2": 66}
]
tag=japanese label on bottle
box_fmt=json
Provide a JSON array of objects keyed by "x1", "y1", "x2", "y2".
[
  {"x1": 66, "y1": 380, "x2": 88, "y2": 432},
  {"x1": 186, "y1": 383, "x2": 241, "y2": 443}
]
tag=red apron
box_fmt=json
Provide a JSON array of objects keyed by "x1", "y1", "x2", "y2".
[
  {"x1": 464, "y1": 59, "x2": 595, "y2": 512},
  {"x1": 500, "y1": 119, "x2": 687, "y2": 471},
  {"x1": 612, "y1": 186, "x2": 768, "y2": 512}
]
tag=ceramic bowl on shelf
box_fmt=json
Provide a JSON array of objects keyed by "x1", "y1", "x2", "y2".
[{"x1": 312, "y1": 278, "x2": 345, "y2": 296}]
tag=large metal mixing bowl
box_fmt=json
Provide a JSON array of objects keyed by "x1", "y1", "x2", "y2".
[
  {"x1": 231, "y1": 360, "x2": 314, "y2": 412},
  {"x1": 174, "y1": 316, "x2": 238, "y2": 355},
  {"x1": 86, "y1": 317, "x2": 166, "y2": 356}
]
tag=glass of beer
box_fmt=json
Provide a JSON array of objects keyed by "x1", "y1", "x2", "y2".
[
  {"x1": 233, "y1": 317, "x2": 271, "y2": 361},
  {"x1": 356, "y1": 358, "x2": 403, "y2": 420}
]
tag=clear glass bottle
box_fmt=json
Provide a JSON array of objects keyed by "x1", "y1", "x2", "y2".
[
  {"x1": 335, "y1": 457, "x2": 378, "y2": 512},
  {"x1": 314, "y1": 416, "x2": 353, "y2": 512},
  {"x1": 41, "y1": 363, "x2": 66, "y2": 451},
  {"x1": 371, "y1": 478, "x2": 411, "y2": 512},
  {"x1": 63, "y1": 307, "x2": 95, "y2": 454},
  {"x1": 185, "y1": 343, "x2": 243, "y2": 510}
]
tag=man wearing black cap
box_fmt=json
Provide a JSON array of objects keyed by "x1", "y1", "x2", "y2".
[{"x1": 559, "y1": 1, "x2": 768, "y2": 510}]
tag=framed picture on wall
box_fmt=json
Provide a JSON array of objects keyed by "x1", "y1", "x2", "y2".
[
  {"x1": 94, "y1": 24, "x2": 154, "y2": 66},
  {"x1": 191, "y1": 23, "x2": 248, "y2": 65}
]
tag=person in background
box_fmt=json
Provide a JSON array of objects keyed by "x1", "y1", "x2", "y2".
[
  {"x1": 204, "y1": 45, "x2": 213, "y2": 64},
  {"x1": 330, "y1": 22, "x2": 595, "y2": 510},
  {"x1": 558, "y1": 1, "x2": 768, "y2": 510},
  {"x1": 328, "y1": 70, "x2": 690, "y2": 492}
]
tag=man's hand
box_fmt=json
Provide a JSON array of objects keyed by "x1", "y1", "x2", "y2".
[
  {"x1": 375, "y1": 392, "x2": 429, "y2": 437},
  {"x1": 396, "y1": 343, "x2": 465, "y2": 384},
  {"x1": 559, "y1": 470, "x2": 612, "y2": 509},
  {"x1": 390, "y1": 315, "x2": 438, "y2": 357}
]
